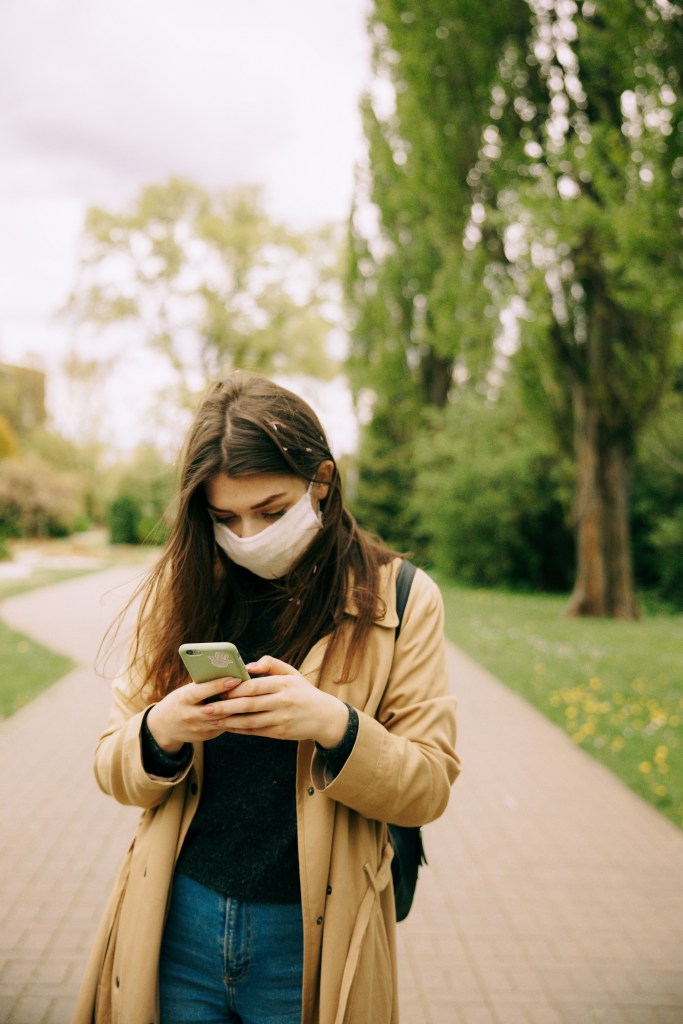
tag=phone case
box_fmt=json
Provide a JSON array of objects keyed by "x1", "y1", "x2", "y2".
[{"x1": 178, "y1": 642, "x2": 250, "y2": 684}]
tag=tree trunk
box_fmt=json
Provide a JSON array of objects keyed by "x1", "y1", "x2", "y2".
[
  {"x1": 566, "y1": 382, "x2": 639, "y2": 619},
  {"x1": 420, "y1": 350, "x2": 453, "y2": 408}
]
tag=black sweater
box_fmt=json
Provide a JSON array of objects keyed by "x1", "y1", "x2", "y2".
[{"x1": 141, "y1": 580, "x2": 357, "y2": 903}]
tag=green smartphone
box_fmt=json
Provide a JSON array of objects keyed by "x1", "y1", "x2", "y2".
[{"x1": 178, "y1": 642, "x2": 250, "y2": 684}]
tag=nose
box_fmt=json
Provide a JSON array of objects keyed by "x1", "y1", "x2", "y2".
[{"x1": 238, "y1": 517, "x2": 267, "y2": 540}]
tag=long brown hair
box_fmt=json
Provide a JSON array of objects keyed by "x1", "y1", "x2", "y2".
[{"x1": 124, "y1": 372, "x2": 397, "y2": 700}]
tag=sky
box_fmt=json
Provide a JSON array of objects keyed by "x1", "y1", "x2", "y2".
[{"x1": 0, "y1": 0, "x2": 372, "y2": 455}]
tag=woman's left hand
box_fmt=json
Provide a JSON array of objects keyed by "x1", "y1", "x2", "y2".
[{"x1": 200, "y1": 656, "x2": 350, "y2": 748}]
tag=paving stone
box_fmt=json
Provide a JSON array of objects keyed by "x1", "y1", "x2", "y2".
[
  {"x1": 1, "y1": 569, "x2": 683, "y2": 1024},
  {"x1": 4, "y1": 994, "x2": 49, "y2": 1024}
]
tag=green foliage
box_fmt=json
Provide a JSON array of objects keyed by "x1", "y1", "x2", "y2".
[
  {"x1": 412, "y1": 388, "x2": 574, "y2": 589},
  {"x1": 350, "y1": 400, "x2": 420, "y2": 552},
  {"x1": 350, "y1": 0, "x2": 682, "y2": 608},
  {"x1": 0, "y1": 364, "x2": 46, "y2": 438},
  {"x1": 105, "y1": 445, "x2": 175, "y2": 545},
  {"x1": 65, "y1": 178, "x2": 342, "y2": 411},
  {"x1": 632, "y1": 383, "x2": 683, "y2": 604},
  {"x1": 23, "y1": 427, "x2": 92, "y2": 472},
  {"x1": 0, "y1": 455, "x2": 87, "y2": 538},
  {"x1": 649, "y1": 510, "x2": 683, "y2": 605},
  {"x1": 107, "y1": 496, "x2": 140, "y2": 545}
]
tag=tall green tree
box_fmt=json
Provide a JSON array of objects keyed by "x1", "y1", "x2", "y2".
[
  {"x1": 351, "y1": 0, "x2": 683, "y2": 616},
  {"x1": 65, "y1": 178, "x2": 342, "y2": 409}
]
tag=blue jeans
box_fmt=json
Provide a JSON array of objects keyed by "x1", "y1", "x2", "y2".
[{"x1": 159, "y1": 873, "x2": 304, "y2": 1024}]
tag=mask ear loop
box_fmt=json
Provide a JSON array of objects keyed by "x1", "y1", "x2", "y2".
[{"x1": 306, "y1": 481, "x2": 324, "y2": 525}]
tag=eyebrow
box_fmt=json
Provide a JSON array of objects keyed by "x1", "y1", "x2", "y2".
[{"x1": 207, "y1": 491, "x2": 289, "y2": 514}]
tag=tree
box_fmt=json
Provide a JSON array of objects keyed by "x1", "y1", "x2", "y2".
[
  {"x1": 0, "y1": 363, "x2": 46, "y2": 438},
  {"x1": 412, "y1": 385, "x2": 574, "y2": 589},
  {"x1": 0, "y1": 455, "x2": 87, "y2": 538},
  {"x1": 65, "y1": 178, "x2": 343, "y2": 411},
  {"x1": 351, "y1": 0, "x2": 683, "y2": 617}
]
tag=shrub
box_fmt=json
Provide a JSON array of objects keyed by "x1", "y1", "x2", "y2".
[
  {"x1": 649, "y1": 510, "x2": 683, "y2": 605},
  {"x1": 0, "y1": 455, "x2": 86, "y2": 538},
  {"x1": 105, "y1": 446, "x2": 175, "y2": 545},
  {"x1": 107, "y1": 495, "x2": 140, "y2": 545},
  {"x1": 412, "y1": 390, "x2": 574, "y2": 590}
]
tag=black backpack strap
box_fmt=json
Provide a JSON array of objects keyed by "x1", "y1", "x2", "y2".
[
  {"x1": 395, "y1": 559, "x2": 417, "y2": 639},
  {"x1": 390, "y1": 558, "x2": 427, "y2": 921}
]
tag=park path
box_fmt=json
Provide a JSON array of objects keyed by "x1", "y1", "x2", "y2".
[{"x1": 0, "y1": 567, "x2": 682, "y2": 1024}]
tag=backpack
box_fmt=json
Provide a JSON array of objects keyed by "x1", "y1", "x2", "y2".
[{"x1": 388, "y1": 559, "x2": 428, "y2": 922}]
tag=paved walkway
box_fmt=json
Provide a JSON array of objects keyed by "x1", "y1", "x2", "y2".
[{"x1": 0, "y1": 568, "x2": 682, "y2": 1024}]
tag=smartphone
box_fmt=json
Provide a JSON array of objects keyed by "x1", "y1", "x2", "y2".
[{"x1": 178, "y1": 642, "x2": 250, "y2": 684}]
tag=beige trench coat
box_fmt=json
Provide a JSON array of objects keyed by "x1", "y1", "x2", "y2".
[{"x1": 73, "y1": 560, "x2": 460, "y2": 1024}]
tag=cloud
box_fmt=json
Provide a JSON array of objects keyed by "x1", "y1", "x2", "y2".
[
  {"x1": 0, "y1": 0, "x2": 370, "y2": 216},
  {"x1": 0, "y1": 0, "x2": 370, "y2": 446}
]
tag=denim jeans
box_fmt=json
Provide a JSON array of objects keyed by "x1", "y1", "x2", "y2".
[{"x1": 159, "y1": 873, "x2": 304, "y2": 1024}]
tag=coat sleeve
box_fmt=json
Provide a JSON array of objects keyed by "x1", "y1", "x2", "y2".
[
  {"x1": 93, "y1": 672, "x2": 195, "y2": 808},
  {"x1": 310, "y1": 568, "x2": 460, "y2": 826}
]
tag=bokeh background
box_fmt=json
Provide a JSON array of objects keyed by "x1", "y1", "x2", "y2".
[{"x1": 1, "y1": 0, "x2": 682, "y2": 829}]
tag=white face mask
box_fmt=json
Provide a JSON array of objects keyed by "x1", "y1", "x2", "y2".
[{"x1": 212, "y1": 485, "x2": 323, "y2": 580}]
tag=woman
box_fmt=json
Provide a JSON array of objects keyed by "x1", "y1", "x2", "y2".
[{"x1": 73, "y1": 372, "x2": 460, "y2": 1024}]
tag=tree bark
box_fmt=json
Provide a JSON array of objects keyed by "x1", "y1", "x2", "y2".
[
  {"x1": 420, "y1": 350, "x2": 453, "y2": 408},
  {"x1": 566, "y1": 381, "x2": 639, "y2": 619}
]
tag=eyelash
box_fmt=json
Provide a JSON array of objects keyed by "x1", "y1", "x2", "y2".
[{"x1": 212, "y1": 508, "x2": 287, "y2": 524}]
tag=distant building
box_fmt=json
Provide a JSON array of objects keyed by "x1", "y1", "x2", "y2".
[{"x1": 0, "y1": 362, "x2": 47, "y2": 436}]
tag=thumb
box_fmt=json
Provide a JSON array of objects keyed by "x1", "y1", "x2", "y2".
[{"x1": 246, "y1": 655, "x2": 294, "y2": 675}]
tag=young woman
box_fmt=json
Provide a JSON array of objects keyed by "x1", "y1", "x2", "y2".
[{"x1": 73, "y1": 372, "x2": 460, "y2": 1024}]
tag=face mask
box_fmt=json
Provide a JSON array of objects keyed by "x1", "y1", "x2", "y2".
[{"x1": 212, "y1": 485, "x2": 323, "y2": 580}]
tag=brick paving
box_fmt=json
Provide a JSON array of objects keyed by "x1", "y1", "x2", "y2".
[{"x1": 1, "y1": 567, "x2": 682, "y2": 1024}]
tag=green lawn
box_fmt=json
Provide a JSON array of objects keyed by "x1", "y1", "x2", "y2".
[
  {"x1": 0, "y1": 561, "x2": 99, "y2": 718},
  {"x1": 0, "y1": 567, "x2": 97, "y2": 602},
  {"x1": 0, "y1": 619, "x2": 75, "y2": 718},
  {"x1": 0, "y1": 538, "x2": 159, "y2": 720},
  {"x1": 438, "y1": 581, "x2": 683, "y2": 830}
]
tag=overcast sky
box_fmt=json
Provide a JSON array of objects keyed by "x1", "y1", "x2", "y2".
[{"x1": 0, "y1": 0, "x2": 372, "y2": 454}]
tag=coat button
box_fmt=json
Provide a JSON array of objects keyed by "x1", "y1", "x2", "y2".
[
  {"x1": 190, "y1": 783, "x2": 198, "y2": 795},
  {"x1": 326, "y1": 885, "x2": 333, "y2": 895},
  {"x1": 316, "y1": 916, "x2": 323, "y2": 925},
  {"x1": 307, "y1": 787, "x2": 315, "y2": 796},
  {"x1": 115, "y1": 976, "x2": 120, "y2": 988}
]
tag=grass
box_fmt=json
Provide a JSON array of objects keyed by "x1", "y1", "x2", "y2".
[
  {"x1": 0, "y1": 567, "x2": 98, "y2": 602},
  {"x1": 0, "y1": 620, "x2": 76, "y2": 718},
  {"x1": 0, "y1": 532, "x2": 159, "y2": 718},
  {"x1": 438, "y1": 580, "x2": 683, "y2": 831}
]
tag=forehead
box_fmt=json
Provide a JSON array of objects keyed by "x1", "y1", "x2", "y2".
[{"x1": 205, "y1": 472, "x2": 306, "y2": 510}]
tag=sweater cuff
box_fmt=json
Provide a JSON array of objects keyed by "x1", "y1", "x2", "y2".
[
  {"x1": 314, "y1": 702, "x2": 358, "y2": 779},
  {"x1": 141, "y1": 707, "x2": 193, "y2": 778}
]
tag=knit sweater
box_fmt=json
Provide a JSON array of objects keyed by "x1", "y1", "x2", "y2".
[{"x1": 141, "y1": 579, "x2": 357, "y2": 903}]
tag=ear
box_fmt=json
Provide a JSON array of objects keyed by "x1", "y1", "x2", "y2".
[{"x1": 312, "y1": 459, "x2": 335, "y2": 501}]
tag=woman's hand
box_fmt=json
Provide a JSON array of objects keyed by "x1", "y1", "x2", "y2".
[
  {"x1": 201, "y1": 656, "x2": 350, "y2": 747},
  {"x1": 145, "y1": 676, "x2": 244, "y2": 753}
]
